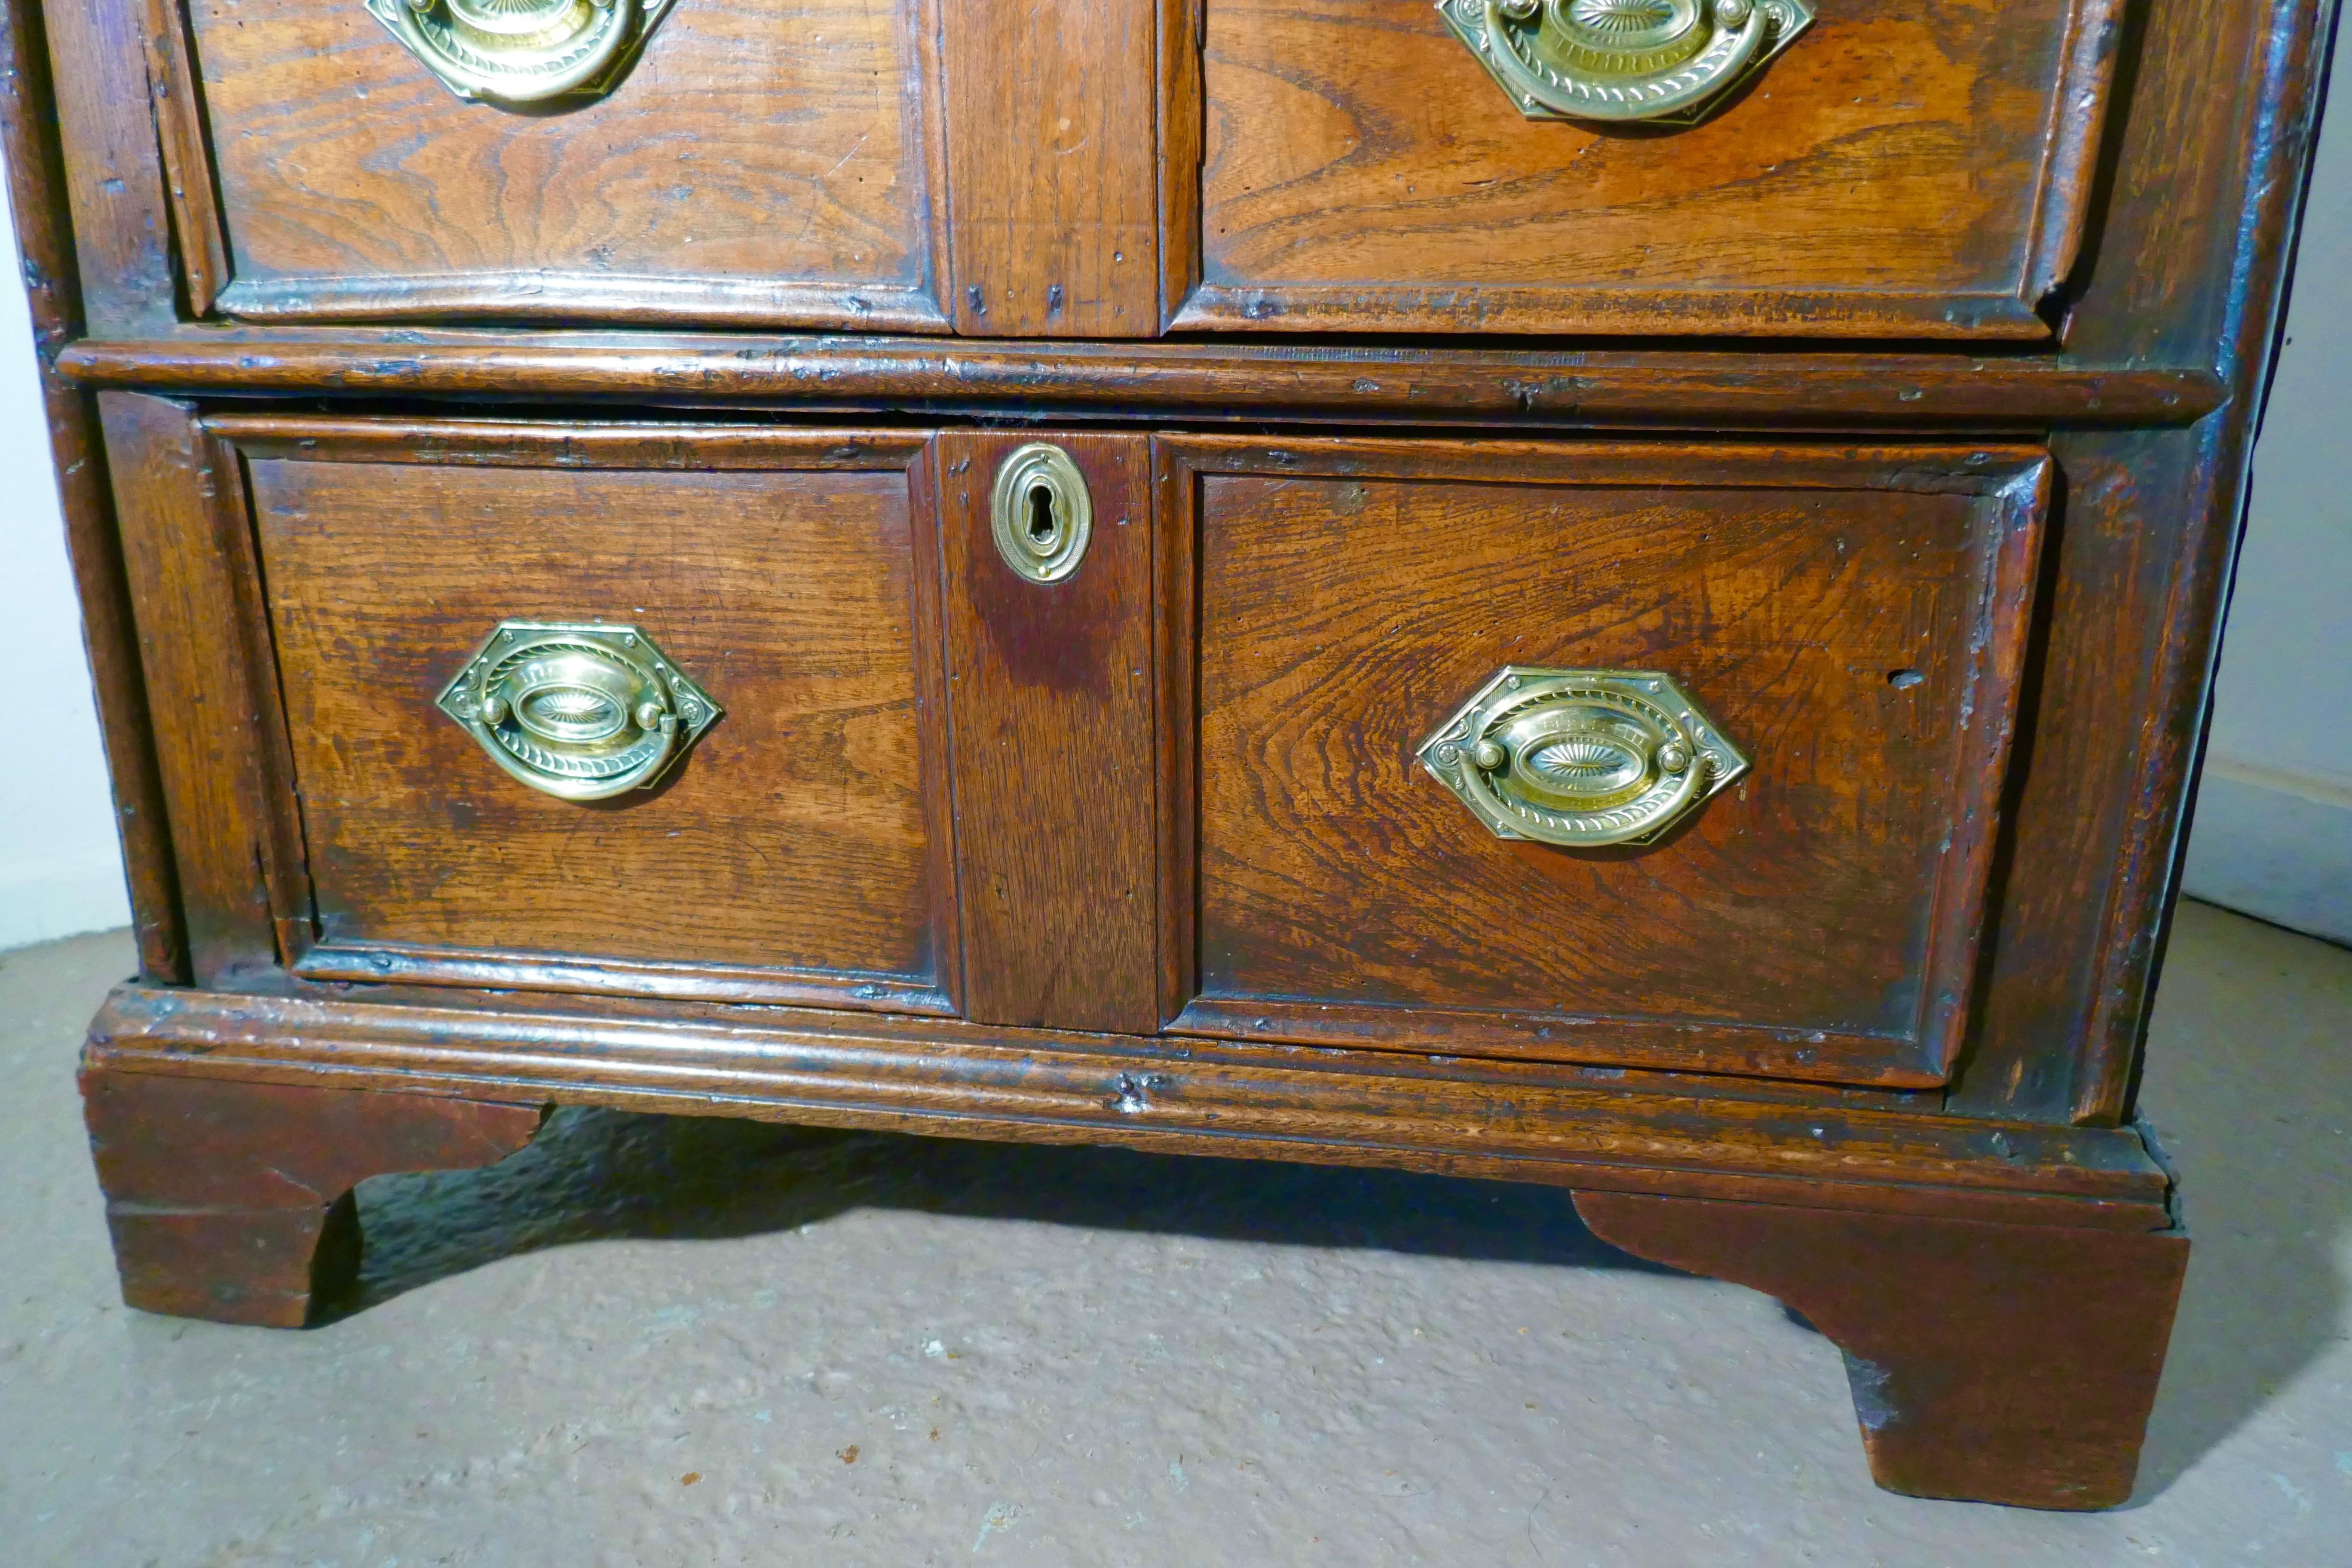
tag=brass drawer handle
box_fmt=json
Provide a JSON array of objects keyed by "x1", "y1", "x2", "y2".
[
  {"x1": 435, "y1": 621, "x2": 720, "y2": 801},
  {"x1": 1438, "y1": 0, "x2": 1816, "y2": 126},
  {"x1": 1418, "y1": 667, "x2": 1749, "y2": 846},
  {"x1": 365, "y1": 0, "x2": 677, "y2": 105}
]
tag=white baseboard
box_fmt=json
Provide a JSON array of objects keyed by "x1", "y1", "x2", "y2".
[
  {"x1": 0, "y1": 844, "x2": 130, "y2": 953},
  {"x1": 2182, "y1": 759, "x2": 2352, "y2": 946}
]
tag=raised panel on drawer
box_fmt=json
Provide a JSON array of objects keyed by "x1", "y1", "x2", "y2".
[
  {"x1": 1158, "y1": 437, "x2": 2048, "y2": 1087},
  {"x1": 224, "y1": 418, "x2": 959, "y2": 1014},
  {"x1": 161, "y1": 0, "x2": 949, "y2": 329},
  {"x1": 1170, "y1": 0, "x2": 2119, "y2": 338}
]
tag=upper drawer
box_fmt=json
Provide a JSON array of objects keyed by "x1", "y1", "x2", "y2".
[
  {"x1": 1159, "y1": 436, "x2": 2049, "y2": 1087},
  {"x1": 1170, "y1": 0, "x2": 2122, "y2": 338},
  {"x1": 150, "y1": 0, "x2": 949, "y2": 328}
]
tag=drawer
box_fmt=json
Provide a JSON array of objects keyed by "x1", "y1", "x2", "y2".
[
  {"x1": 1157, "y1": 437, "x2": 2048, "y2": 1086},
  {"x1": 150, "y1": 0, "x2": 949, "y2": 328},
  {"x1": 226, "y1": 418, "x2": 959, "y2": 1012},
  {"x1": 1171, "y1": 0, "x2": 2121, "y2": 338}
]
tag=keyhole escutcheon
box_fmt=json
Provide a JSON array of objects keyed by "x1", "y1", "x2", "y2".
[{"x1": 990, "y1": 443, "x2": 1093, "y2": 584}]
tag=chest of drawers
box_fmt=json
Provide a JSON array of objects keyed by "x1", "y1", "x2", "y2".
[{"x1": 9, "y1": 0, "x2": 2330, "y2": 1510}]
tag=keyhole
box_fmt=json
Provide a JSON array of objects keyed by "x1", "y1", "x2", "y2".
[{"x1": 1026, "y1": 483, "x2": 1058, "y2": 547}]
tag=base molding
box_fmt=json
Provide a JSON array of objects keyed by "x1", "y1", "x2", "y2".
[{"x1": 83, "y1": 981, "x2": 2172, "y2": 1231}]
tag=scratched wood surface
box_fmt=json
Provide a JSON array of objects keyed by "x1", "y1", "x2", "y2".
[
  {"x1": 1578, "y1": 1191, "x2": 2188, "y2": 1509},
  {"x1": 181, "y1": 0, "x2": 946, "y2": 328},
  {"x1": 82, "y1": 1064, "x2": 546, "y2": 1326},
  {"x1": 1188, "y1": 0, "x2": 2116, "y2": 337},
  {"x1": 1173, "y1": 439, "x2": 2044, "y2": 1086},
  {"x1": 241, "y1": 423, "x2": 950, "y2": 993},
  {"x1": 937, "y1": 430, "x2": 1162, "y2": 1032},
  {"x1": 940, "y1": 0, "x2": 1159, "y2": 335}
]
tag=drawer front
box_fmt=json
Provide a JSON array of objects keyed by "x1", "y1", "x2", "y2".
[
  {"x1": 1174, "y1": 0, "x2": 2118, "y2": 338},
  {"x1": 1159, "y1": 438, "x2": 2048, "y2": 1086},
  {"x1": 232, "y1": 419, "x2": 958, "y2": 1013},
  {"x1": 157, "y1": 0, "x2": 948, "y2": 328}
]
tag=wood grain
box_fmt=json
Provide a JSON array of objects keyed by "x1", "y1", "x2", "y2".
[
  {"x1": 101, "y1": 391, "x2": 311, "y2": 986},
  {"x1": 0, "y1": 3, "x2": 187, "y2": 981},
  {"x1": 178, "y1": 0, "x2": 948, "y2": 329},
  {"x1": 937, "y1": 430, "x2": 1161, "y2": 1033},
  {"x1": 39, "y1": 0, "x2": 179, "y2": 331},
  {"x1": 237, "y1": 420, "x2": 955, "y2": 1004},
  {"x1": 1955, "y1": 0, "x2": 2337, "y2": 1124},
  {"x1": 81, "y1": 1063, "x2": 545, "y2": 1326},
  {"x1": 1167, "y1": 438, "x2": 2044, "y2": 1086},
  {"x1": 940, "y1": 0, "x2": 1159, "y2": 336},
  {"x1": 86, "y1": 980, "x2": 2179, "y2": 1231},
  {"x1": 1184, "y1": 0, "x2": 2122, "y2": 337},
  {"x1": 141, "y1": 0, "x2": 227, "y2": 316},
  {"x1": 52, "y1": 331, "x2": 2228, "y2": 427},
  {"x1": 1578, "y1": 1191, "x2": 2189, "y2": 1509}
]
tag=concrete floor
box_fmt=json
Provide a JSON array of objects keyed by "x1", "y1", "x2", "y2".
[{"x1": 1, "y1": 901, "x2": 2346, "y2": 1566}]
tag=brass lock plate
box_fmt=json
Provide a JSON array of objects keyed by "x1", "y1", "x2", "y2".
[
  {"x1": 990, "y1": 443, "x2": 1093, "y2": 584},
  {"x1": 1418, "y1": 666, "x2": 1749, "y2": 846}
]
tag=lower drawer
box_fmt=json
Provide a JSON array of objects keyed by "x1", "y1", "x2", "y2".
[
  {"x1": 104, "y1": 403, "x2": 2046, "y2": 1090},
  {"x1": 230, "y1": 418, "x2": 959, "y2": 1014},
  {"x1": 1158, "y1": 438, "x2": 2049, "y2": 1087}
]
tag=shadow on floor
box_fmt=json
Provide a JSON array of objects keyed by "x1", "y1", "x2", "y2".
[
  {"x1": 333, "y1": 1110, "x2": 1679, "y2": 1323},
  {"x1": 2117, "y1": 903, "x2": 2352, "y2": 1504}
]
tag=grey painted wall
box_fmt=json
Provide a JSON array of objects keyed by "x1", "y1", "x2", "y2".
[{"x1": 2180, "y1": 18, "x2": 2352, "y2": 945}]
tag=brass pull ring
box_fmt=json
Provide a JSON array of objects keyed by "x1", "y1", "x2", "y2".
[
  {"x1": 365, "y1": 0, "x2": 677, "y2": 104},
  {"x1": 435, "y1": 622, "x2": 720, "y2": 801},
  {"x1": 1418, "y1": 667, "x2": 1749, "y2": 846},
  {"x1": 1438, "y1": 0, "x2": 1816, "y2": 125}
]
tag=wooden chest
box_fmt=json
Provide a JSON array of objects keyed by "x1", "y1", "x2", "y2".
[{"x1": 8, "y1": 0, "x2": 2330, "y2": 1510}]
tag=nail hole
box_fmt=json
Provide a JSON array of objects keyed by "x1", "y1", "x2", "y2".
[{"x1": 1887, "y1": 669, "x2": 1925, "y2": 689}]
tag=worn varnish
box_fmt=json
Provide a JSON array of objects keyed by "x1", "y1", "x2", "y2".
[
  {"x1": 1166, "y1": 438, "x2": 2044, "y2": 1086},
  {"x1": 81, "y1": 1064, "x2": 546, "y2": 1326},
  {"x1": 1185, "y1": 0, "x2": 2121, "y2": 337},
  {"x1": 85, "y1": 982, "x2": 2177, "y2": 1232},
  {"x1": 941, "y1": 0, "x2": 1159, "y2": 336},
  {"x1": 101, "y1": 393, "x2": 310, "y2": 987},
  {"x1": 172, "y1": 0, "x2": 949, "y2": 329},
  {"x1": 1578, "y1": 1191, "x2": 2189, "y2": 1510},
  {"x1": 234, "y1": 419, "x2": 957, "y2": 1010},
  {"x1": 13, "y1": 0, "x2": 2337, "y2": 1516},
  {"x1": 936, "y1": 430, "x2": 1161, "y2": 1033}
]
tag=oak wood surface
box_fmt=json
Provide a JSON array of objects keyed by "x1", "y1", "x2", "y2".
[
  {"x1": 1954, "y1": 0, "x2": 2337, "y2": 1123},
  {"x1": 38, "y1": 0, "x2": 179, "y2": 332},
  {"x1": 941, "y1": 0, "x2": 1159, "y2": 336},
  {"x1": 238, "y1": 420, "x2": 955, "y2": 1003},
  {"x1": 1183, "y1": 0, "x2": 2119, "y2": 337},
  {"x1": 1577, "y1": 1191, "x2": 2189, "y2": 1509},
  {"x1": 937, "y1": 430, "x2": 1162, "y2": 1033},
  {"x1": 0, "y1": 0, "x2": 187, "y2": 981},
  {"x1": 101, "y1": 392, "x2": 311, "y2": 986},
  {"x1": 81, "y1": 1063, "x2": 545, "y2": 1326},
  {"x1": 51, "y1": 331, "x2": 2228, "y2": 428},
  {"x1": 1166, "y1": 437, "x2": 2044, "y2": 1086},
  {"x1": 142, "y1": 0, "x2": 226, "y2": 317},
  {"x1": 86, "y1": 981, "x2": 2177, "y2": 1231},
  {"x1": 175, "y1": 0, "x2": 948, "y2": 330}
]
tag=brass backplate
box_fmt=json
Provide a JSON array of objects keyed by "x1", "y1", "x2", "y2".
[{"x1": 1418, "y1": 666, "x2": 1749, "y2": 846}]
